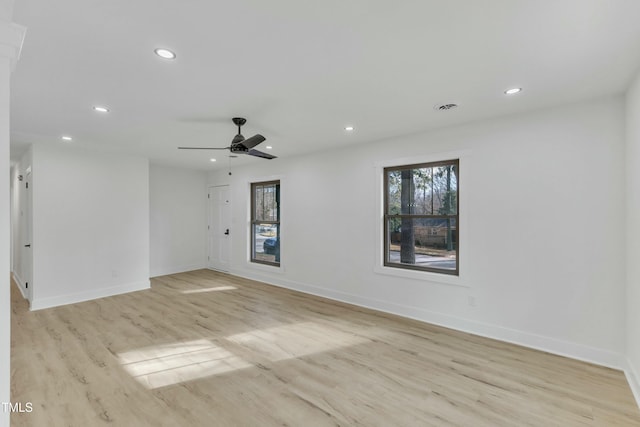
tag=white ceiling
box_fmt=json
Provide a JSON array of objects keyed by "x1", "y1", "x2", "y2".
[{"x1": 10, "y1": 0, "x2": 640, "y2": 170}]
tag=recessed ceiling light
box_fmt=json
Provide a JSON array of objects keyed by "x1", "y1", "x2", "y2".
[
  {"x1": 345, "y1": 126, "x2": 355, "y2": 132},
  {"x1": 61, "y1": 136, "x2": 72, "y2": 141},
  {"x1": 93, "y1": 106, "x2": 109, "y2": 113},
  {"x1": 265, "y1": 146, "x2": 273, "y2": 150},
  {"x1": 210, "y1": 158, "x2": 217, "y2": 162},
  {"x1": 154, "y1": 48, "x2": 176, "y2": 60},
  {"x1": 504, "y1": 87, "x2": 522, "y2": 95}
]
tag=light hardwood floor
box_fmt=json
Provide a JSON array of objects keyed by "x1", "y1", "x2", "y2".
[{"x1": 10, "y1": 270, "x2": 640, "y2": 426}]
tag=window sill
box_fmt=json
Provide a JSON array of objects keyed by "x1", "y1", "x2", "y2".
[
  {"x1": 247, "y1": 260, "x2": 285, "y2": 274},
  {"x1": 373, "y1": 264, "x2": 468, "y2": 288}
]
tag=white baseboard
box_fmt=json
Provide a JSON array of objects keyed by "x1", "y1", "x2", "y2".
[
  {"x1": 231, "y1": 268, "x2": 625, "y2": 371},
  {"x1": 11, "y1": 271, "x2": 27, "y2": 299},
  {"x1": 624, "y1": 358, "x2": 640, "y2": 409},
  {"x1": 30, "y1": 279, "x2": 150, "y2": 311},
  {"x1": 151, "y1": 263, "x2": 206, "y2": 278}
]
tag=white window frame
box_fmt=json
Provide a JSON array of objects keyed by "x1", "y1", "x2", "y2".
[{"x1": 373, "y1": 150, "x2": 471, "y2": 288}]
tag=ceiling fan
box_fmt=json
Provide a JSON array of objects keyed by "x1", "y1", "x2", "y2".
[{"x1": 178, "y1": 117, "x2": 276, "y2": 159}]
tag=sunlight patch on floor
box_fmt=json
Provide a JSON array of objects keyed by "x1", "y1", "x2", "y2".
[
  {"x1": 118, "y1": 339, "x2": 251, "y2": 389},
  {"x1": 225, "y1": 321, "x2": 369, "y2": 362},
  {"x1": 181, "y1": 286, "x2": 237, "y2": 294}
]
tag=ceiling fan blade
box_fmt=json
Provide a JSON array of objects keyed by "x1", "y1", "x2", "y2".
[
  {"x1": 178, "y1": 146, "x2": 230, "y2": 150},
  {"x1": 247, "y1": 149, "x2": 277, "y2": 159},
  {"x1": 239, "y1": 134, "x2": 266, "y2": 150}
]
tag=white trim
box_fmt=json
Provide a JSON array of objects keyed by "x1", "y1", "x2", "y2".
[
  {"x1": 373, "y1": 150, "x2": 471, "y2": 287},
  {"x1": 373, "y1": 264, "x2": 468, "y2": 287},
  {"x1": 373, "y1": 149, "x2": 472, "y2": 170},
  {"x1": 245, "y1": 261, "x2": 286, "y2": 274},
  {"x1": 207, "y1": 266, "x2": 229, "y2": 274},
  {"x1": 625, "y1": 358, "x2": 640, "y2": 409},
  {"x1": 30, "y1": 280, "x2": 150, "y2": 311},
  {"x1": 231, "y1": 269, "x2": 624, "y2": 370},
  {"x1": 151, "y1": 263, "x2": 206, "y2": 278}
]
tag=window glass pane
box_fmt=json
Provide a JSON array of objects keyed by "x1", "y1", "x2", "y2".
[
  {"x1": 387, "y1": 164, "x2": 457, "y2": 215},
  {"x1": 411, "y1": 167, "x2": 433, "y2": 215},
  {"x1": 387, "y1": 217, "x2": 457, "y2": 271},
  {"x1": 253, "y1": 223, "x2": 280, "y2": 264},
  {"x1": 386, "y1": 170, "x2": 401, "y2": 215},
  {"x1": 399, "y1": 169, "x2": 414, "y2": 214},
  {"x1": 254, "y1": 183, "x2": 279, "y2": 221},
  {"x1": 432, "y1": 165, "x2": 457, "y2": 215},
  {"x1": 388, "y1": 168, "x2": 426, "y2": 215}
]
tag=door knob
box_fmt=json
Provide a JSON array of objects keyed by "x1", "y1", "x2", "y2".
[
  {"x1": 24, "y1": 244, "x2": 31, "y2": 248},
  {"x1": 224, "y1": 229, "x2": 230, "y2": 235}
]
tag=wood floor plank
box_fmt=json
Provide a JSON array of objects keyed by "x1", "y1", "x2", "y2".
[{"x1": 10, "y1": 270, "x2": 640, "y2": 426}]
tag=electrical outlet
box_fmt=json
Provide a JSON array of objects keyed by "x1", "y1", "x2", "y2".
[
  {"x1": 111, "y1": 270, "x2": 118, "y2": 278},
  {"x1": 468, "y1": 296, "x2": 476, "y2": 307}
]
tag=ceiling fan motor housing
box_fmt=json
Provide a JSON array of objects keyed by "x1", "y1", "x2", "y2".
[
  {"x1": 230, "y1": 144, "x2": 248, "y2": 153},
  {"x1": 231, "y1": 134, "x2": 245, "y2": 144}
]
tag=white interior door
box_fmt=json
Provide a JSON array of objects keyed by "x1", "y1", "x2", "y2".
[
  {"x1": 208, "y1": 185, "x2": 231, "y2": 272},
  {"x1": 23, "y1": 170, "x2": 33, "y2": 302}
]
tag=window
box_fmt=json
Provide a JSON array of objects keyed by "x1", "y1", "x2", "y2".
[
  {"x1": 384, "y1": 160, "x2": 458, "y2": 275},
  {"x1": 251, "y1": 180, "x2": 280, "y2": 266}
]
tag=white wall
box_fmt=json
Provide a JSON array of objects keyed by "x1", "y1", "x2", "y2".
[
  {"x1": 149, "y1": 164, "x2": 207, "y2": 277},
  {"x1": 0, "y1": 55, "x2": 10, "y2": 427},
  {"x1": 0, "y1": 0, "x2": 14, "y2": 22},
  {"x1": 210, "y1": 95, "x2": 627, "y2": 368},
  {"x1": 28, "y1": 144, "x2": 150, "y2": 310},
  {"x1": 626, "y1": 71, "x2": 640, "y2": 402},
  {"x1": 1, "y1": 10, "x2": 24, "y2": 425}
]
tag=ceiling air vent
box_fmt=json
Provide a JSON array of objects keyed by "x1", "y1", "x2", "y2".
[{"x1": 434, "y1": 103, "x2": 458, "y2": 111}]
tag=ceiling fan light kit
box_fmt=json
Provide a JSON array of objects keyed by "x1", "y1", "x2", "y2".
[{"x1": 178, "y1": 117, "x2": 276, "y2": 160}]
